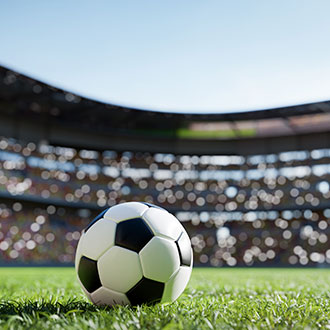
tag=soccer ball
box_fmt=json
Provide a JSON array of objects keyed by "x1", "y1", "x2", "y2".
[{"x1": 75, "y1": 202, "x2": 193, "y2": 306}]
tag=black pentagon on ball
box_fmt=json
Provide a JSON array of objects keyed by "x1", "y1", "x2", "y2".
[
  {"x1": 141, "y1": 202, "x2": 167, "y2": 211},
  {"x1": 84, "y1": 208, "x2": 110, "y2": 233},
  {"x1": 115, "y1": 217, "x2": 153, "y2": 253},
  {"x1": 78, "y1": 256, "x2": 102, "y2": 293},
  {"x1": 126, "y1": 277, "x2": 164, "y2": 305},
  {"x1": 175, "y1": 232, "x2": 192, "y2": 266}
]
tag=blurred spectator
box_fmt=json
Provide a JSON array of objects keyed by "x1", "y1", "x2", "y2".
[{"x1": 0, "y1": 137, "x2": 329, "y2": 266}]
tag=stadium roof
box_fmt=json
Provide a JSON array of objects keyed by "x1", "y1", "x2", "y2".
[{"x1": 1, "y1": 65, "x2": 330, "y2": 154}]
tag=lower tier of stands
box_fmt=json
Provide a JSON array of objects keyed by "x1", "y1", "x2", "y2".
[{"x1": 0, "y1": 200, "x2": 329, "y2": 267}]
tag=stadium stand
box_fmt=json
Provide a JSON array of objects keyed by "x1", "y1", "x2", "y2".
[{"x1": 0, "y1": 65, "x2": 329, "y2": 267}]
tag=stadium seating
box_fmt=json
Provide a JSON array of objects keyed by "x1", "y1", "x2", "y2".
[{"x1": 0, "y1": 137, "x2": 329, "y2": 266}]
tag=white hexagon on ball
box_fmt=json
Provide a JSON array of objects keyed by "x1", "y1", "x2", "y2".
[
  {"x1": 162, "y1": 266, "x2": 192, "y2": 303},
  {"x1": 103, "y1": 202, "x2": 148, "y2": 223},
  {"x1": 139, "y1": 236, "x2": 180, "y2": 283},
  {"x1": 98, "y1": 246, "x2": 143, "y2": 293},
  {"x1": 77, "y1": 218, "x2": 116, "y2": 260},
  {"x1": 91, "y1": 287, "x2": 130, "y2": 306},
  {"x1": 142, "y1": 207, "x2": 183, "y2": 240}
]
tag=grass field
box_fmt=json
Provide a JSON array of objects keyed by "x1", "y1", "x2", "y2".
[{"x1": 0, "y1": 268, "x2": 329, "y2": 329}]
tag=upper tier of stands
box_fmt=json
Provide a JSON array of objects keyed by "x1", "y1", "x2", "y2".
[{"x1": 1, "y1": 65, "x2": 330, "y2": 155}]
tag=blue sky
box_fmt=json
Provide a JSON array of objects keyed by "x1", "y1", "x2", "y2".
[{"x1": 1, "y1": 1, "x2": 330, "y2": 113}]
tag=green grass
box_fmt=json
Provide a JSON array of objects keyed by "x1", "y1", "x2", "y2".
[{"x1": 0, "y1": 268, "x2": 329, "y2": 329}]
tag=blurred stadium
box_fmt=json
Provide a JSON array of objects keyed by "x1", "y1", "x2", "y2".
[{"x1": 0, "y1": 65, "x2": 329, "y2": 268}]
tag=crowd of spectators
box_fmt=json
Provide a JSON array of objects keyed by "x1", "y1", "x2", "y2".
[
  {"x1": 1, "y1": 201, "x2": 329, "y2": 267},
  {"x1": 0, "y1": 136, "x2": 329, "y2": 266}
]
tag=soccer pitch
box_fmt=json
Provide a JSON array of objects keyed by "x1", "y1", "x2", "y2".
[{"x1": 0, "y1": 268, "x2": 329, "y2": 329}]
